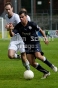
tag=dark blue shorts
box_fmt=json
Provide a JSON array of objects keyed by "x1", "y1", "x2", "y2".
[{"x1": 25, "y1": 41, "x2": 42, "y2": 54}]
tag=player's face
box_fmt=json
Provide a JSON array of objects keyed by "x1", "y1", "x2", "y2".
[
  {"x1": 19, "y1": 13, "x2": 27, "y2": 25},
  {"x1": 5, "y1": 5, "x2": 13, "y2": 16}
]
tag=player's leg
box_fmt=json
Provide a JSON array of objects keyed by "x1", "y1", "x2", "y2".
[
  {"x1": 8, "y1": 41, "x2": 20, "y2": 59},
  {"x1": 35, "y1": 52, "x2": 57, "y2": 72},
  {"x1": 21, "y1": 52, "x2": 30, "y2": 70},
  {"x1": 27, "y1": 54, "x2": 50, "y2": 79},
  {"x1": 8, "y1": 35, "x2": 22, "y2": 59},
  {"x1": 34, "y1": 42, "x2": 57, "y2": 72},
  {"x1": 19, "y1": 42, "x2": 30, "y2": 70}
]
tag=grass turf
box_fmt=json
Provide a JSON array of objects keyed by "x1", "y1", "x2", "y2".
[{"x1": 0, "y1": 38, "x2": 58, "y2": 88}]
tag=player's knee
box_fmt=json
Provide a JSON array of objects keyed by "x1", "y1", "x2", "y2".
[
  {"x1": 8, "y1": 54, "x2": 14, "y2": 59},
  {"x1": 35, "y1": 55, "x2": 41, "y2": 59}
]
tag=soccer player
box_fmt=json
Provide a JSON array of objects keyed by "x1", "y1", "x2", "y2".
[
  {"x1": 20, "y1": 8, "x2": 44, "y2": 56},
  {"x1": 18, "y1": 11, "x2": 57, "y2": 74},
  {"x1": 8, "y1": 11, "x2": 57, "y2": 79},
  {"x1": 4, "y1": 2, "x2": 30, "y2": 70},
  {"x1": 4, "y1": 2, "x2": 21, "y2": 59}
]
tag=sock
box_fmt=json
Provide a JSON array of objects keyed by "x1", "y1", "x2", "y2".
[
  {"x1": 14, "y1": 53, "x2": 21, "y2": 59},
  {"x1": 43, "y1": 56, "x2": 46, "y2": 61},
  {"x1": 36, "y1": 64, "x2": 49, "y2": 74},
  {"x1": 22, "y1": 60, "x2": 30, "y2": 70},
  {"x1": 43, "y1": 57, "x2": 52, "y2": 67}
]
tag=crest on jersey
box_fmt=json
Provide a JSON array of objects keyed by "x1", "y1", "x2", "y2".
[{"x1": 28, "y1": 26, "x2": 32, "y2": 30}]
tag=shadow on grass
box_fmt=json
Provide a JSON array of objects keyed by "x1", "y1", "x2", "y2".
[{"x1": 0, "y1": 74, "x2": 24, "y2": 80}]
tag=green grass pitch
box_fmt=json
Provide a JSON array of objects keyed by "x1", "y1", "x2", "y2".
[{"x1": 0, "y1": 38, "x2": 58, "y2": 88}]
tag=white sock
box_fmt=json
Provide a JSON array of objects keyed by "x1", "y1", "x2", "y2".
[
  {"x1": 23, "y1": 60, "x2": 30, "y2": 70},
  {"x1": 14, "y1": 53, "x2": 18, "y2": 58},
  {"x1": 43, "y1": 56, "x2": 46, "y2": 61},
  {"x1": 35, "y1": 63, "x2": 39, "y2": 68}
]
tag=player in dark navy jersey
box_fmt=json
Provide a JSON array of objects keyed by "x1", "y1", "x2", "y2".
[
  {"x1": 13, "y1": 21, "x2": 43, "y2": 54},
  {"x1": 9, "y1": 11, "x2": 57, "y2": 79}
]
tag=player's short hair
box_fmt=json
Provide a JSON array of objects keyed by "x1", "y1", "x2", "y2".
[
  {"x1": 19, "y1": 10, "x2": 27, "y2": 16},
  {"x1": 20, "y1": 8, "x2": 27, "y2": 13},
  {"x1": 4, "y1": 2, "x2": 13, "y2": 7}
]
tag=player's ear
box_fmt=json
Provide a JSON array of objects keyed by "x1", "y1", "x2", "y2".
[{"x1": 12, "y1": 7, "x2": 13, "y2": 11}]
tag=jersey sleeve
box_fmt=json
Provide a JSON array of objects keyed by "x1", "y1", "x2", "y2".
[
  {"x1": 15, "y1": 14, "x2": 21, "y2": 24},
  {"x1": 32, "y1": 22, "x2": 41, "y2": 31}
]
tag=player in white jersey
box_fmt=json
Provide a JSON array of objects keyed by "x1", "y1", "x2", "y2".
[
  {"x1": 5, "y1": 2, "x2": 21, "y2": 59},
  {"x1": 4, "y1": 2, "x2": 30, "y2": 70}
]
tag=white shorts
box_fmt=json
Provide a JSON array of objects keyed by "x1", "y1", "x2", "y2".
[{"x1": 8, "y1": 34, "x2": 25, "y2": 53}]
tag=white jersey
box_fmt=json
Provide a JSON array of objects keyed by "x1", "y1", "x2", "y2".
[
  {"x1": 5, "y1": 13, "x2": 20, "y2": 27},
  {"x1": 27, "y1": 15, "x2": 31, "y2": 21},
  {"x1": 5, "y1": 13, "x2": 25, "y2": 53}
]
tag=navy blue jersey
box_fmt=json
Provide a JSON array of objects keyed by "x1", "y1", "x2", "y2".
[
  {"x1": 13, "y1": 21, "x2": 40, "y2": 44},
  {"x1": 13, "y1": 21, "x2": 43, "y2": 53}
]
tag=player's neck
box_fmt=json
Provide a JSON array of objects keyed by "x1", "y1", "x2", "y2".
[
  {"x1": 8, "y1": 12, "x2": 14, "y2": 18},
  {"x1": 22, "y1": 20, "x2": 28, "y2": 27}
]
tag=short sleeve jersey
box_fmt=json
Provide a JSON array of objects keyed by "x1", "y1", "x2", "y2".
[
  {"x1": 13, "y1": 21, "x2": 40, "y2": 44},
  {"x1": 5, "y1": 13, "x2": 20, "y2": 27}
]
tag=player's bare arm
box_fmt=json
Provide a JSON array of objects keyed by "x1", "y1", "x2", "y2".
[{"x1": 39, "y1": 28, "x2": 49, "y2": 45}]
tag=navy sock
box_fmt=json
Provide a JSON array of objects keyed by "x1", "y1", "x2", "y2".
[
  {"x1": 36, "y1": 64, "x2": 49, "y2": 74},
  {"x1": 44, "y1": 59, "x2": 52, "y2": 67}
]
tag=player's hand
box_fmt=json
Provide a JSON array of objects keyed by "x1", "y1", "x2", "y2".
[
  {"x1": 44, "y1": 37, "x2": 49, "y2": 45},
  {"x1": 5, "y1": 24, "x2": 10, "y2": 31},
  {"x1": 9, "y1": 23, "x2": 14, "y2": 30}
]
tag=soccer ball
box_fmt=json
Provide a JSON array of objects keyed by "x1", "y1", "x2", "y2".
[{"x1": 24, "y1": 70, "x2": 34, "y2": 80}]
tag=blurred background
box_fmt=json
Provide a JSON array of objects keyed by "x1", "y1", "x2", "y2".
[{"x1": 0, "y1": 0, "x2": 58, "y2": 39}]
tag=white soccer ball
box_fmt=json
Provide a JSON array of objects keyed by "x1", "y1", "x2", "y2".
[{"x1": 24, "y1": 70, "x2": 34, "y2": 80}]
